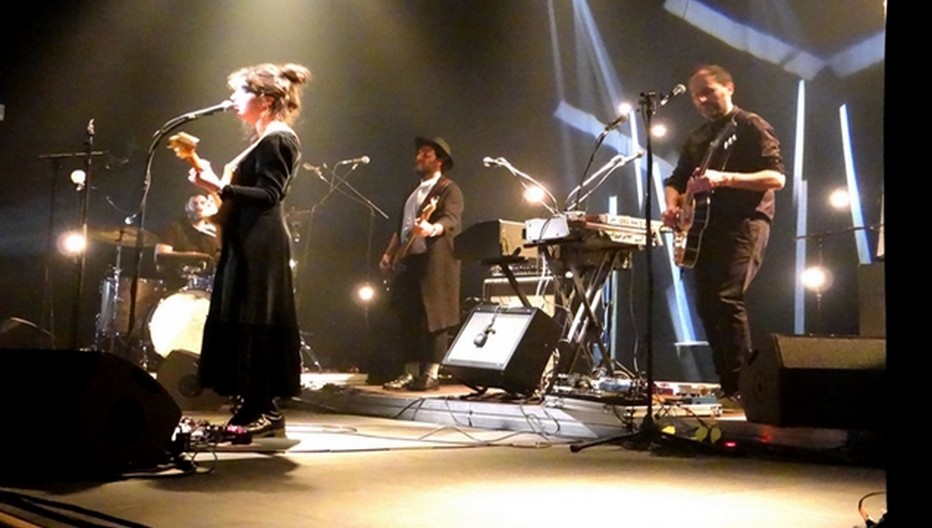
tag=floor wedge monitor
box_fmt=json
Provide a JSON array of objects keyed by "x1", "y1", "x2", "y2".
[
  {"x1": 0, "y1": 349, "x2": 182, "y2": 479},
  {"x1": 442, "y1": 305, "x2": 560, "y2": 395},
  {"x1": 739, "y1": 334, "x2": 886, "y2": 431}
]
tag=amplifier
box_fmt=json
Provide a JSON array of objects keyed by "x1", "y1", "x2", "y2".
[
  {"x1": 483, "y1": 275, "x2": 556, "y2": 316},
  {"x1": 456, "y1": 219, "x2": 537, "y2": 262}
]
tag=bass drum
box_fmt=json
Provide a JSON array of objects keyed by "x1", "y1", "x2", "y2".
[{"x1": 147, "y1": 289, "x2": 211, "y2": 357}]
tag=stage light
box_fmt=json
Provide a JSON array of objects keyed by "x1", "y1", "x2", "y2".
[
  {"x1": 58, "y1": 231, "x2": 86, "y2": 256},
  {"x1": 650, "y1": 123, "x2": 668, "y2": 138},
  {"x1": 828, "y1": 188, "x2": 850, "y2": 209},
  {"x1": 355, "y1": 283, "x2": 376, "y2": 304},
  {"x1": 523, "y1": 185, "x2": 548, "y2": 205},
  {"x1": 801, "y1": 265, "x2": 834, "y2": 294},
  {"x1": 70, "y1": 169, "x2": 86, "y2": 191},
  {"x1": 615, "y1": 101, "x2": 633, "y2": 118}
]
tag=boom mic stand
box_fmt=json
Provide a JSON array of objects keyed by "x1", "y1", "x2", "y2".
[
  {"x1": 297, "y1": 161, "x2": 388, "y2": 371},
  {"x1": 122, "y1": 101, "x2": 234, "y2": 359},
  {"x1": 570, "y1": 90, "x2": 688, "y2": 453}
]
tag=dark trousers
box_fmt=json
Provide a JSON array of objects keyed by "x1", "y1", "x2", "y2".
[
  {"x1": 693, "y1": 217, "x2": 770, "y2": 395},
  {"x1": 391, "y1": 254, "x2": 449, "y2": 368}
]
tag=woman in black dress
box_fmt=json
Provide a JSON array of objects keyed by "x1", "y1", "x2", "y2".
[{"x1": 188, "y1": 62, "x2": 311, "y2": 437}]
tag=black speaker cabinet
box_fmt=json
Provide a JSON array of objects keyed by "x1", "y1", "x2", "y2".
[
  {"x1": 442, "y1": 305, "x2": 560, "y2": 395},
  {"x1": 158, "y1": 349, "x2": 225, "y2": 411},
  {"x1": 0, "y1": 349, "x2": 182, "y2": 479},
  {"x1": 739, "y1": 334, "x2": 886, "y2": 431}
]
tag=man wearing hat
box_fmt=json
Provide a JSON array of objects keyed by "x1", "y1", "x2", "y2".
[{"x1": 379, "y1": 136, "x2": 464, "y2": 391}]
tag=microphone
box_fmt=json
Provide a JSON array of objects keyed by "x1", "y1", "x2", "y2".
[
  {"x1": 473, "y1": 324, "x2": 496, "y2": 348},
  {"x1": 181, "y1": 100, "x2": 235, "y2": 120},
  {"x1": 603, "y1": 112, "x2": 630, "y2": 133},
  {"x1": 658, "y1": 83, "x2": 686, "y2": 108},
  {"x1": 335, "y1": 156, "x2": 370, "y2": 166},
  {"x1": 482, "y1": 157, "x2": 505, "y2": 168},
  {"x1": 124, "y1": 212, "x2": 139, "y2": 225}
]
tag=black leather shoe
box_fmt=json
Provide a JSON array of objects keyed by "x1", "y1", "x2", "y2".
[
  {"x1": 383, "y1": 373, "x2": 414, "y2": 391},
  {"x1": 244, "y1": 412, "x2": 286, "y2": 438},
  {"x1": 409, "y1": 373, "x2": 440, "y2": 392}
]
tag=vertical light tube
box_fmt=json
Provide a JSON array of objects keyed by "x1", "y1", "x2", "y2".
[
  {"x1": 839, "y1": 104, "x2": 872, "y2": 264},
  {"x1": 793, "y1": 80, "x2": 807, "y2": 334}
]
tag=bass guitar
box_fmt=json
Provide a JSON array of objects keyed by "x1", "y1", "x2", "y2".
[
  {"x1": 383, "y1": 196, "x2": 439, "y2": 290},
  {"x1": 673, "y1": 118, "x2": 737, "y2": 268}
]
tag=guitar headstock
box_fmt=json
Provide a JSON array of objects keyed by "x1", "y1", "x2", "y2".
[
  {"x1": 423, "y1": 196, "x2": 439, "y2": 217},
  {"x1": 168, "y1": 132, "x2": 200, "y2": 165}
]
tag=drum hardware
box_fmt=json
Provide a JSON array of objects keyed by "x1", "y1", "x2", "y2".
[
  {"x1": 300, "y1": 331, "x2": 323, "y2": 373},
  {"x1": 88, "y1": 226, "x2": 159, "y2": 247},
  {"x1": 90, "y1": 224, "x2": 160, "y2": 359},
  {"x1": 155, "y1": 251, "x2": 215, "y2": 292}
]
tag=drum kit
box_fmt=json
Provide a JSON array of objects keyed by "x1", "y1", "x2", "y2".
[
  {"x1": 89, "y1": 223, "x2": 322, "y2": 372},
  {"x1": 90, "y1": 225, "x2": 214, "y2": 369}
]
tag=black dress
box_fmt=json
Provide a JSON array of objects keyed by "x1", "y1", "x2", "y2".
[{"x1": 197, "y1": 128, "x2": 303, "y2": 400}]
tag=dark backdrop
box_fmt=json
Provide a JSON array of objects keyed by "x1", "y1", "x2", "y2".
[{"x1": 0, "y1": 0, "x2": 886, "y2": 379}]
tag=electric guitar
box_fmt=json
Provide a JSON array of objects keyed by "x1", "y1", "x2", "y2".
[
  {"x1": 673, "y1": 118, "x2": 737, "y2": 268},
  {"x1": 383, "y1": 196, "x2": 439, "y2": 289},
  {"x1": 167, "y1": 131, "x2": 230, "y2": 208}
]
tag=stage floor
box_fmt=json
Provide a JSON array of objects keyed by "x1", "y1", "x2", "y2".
[{"x1": 0, "y1": 372, "x2": 888, "y2": 528}]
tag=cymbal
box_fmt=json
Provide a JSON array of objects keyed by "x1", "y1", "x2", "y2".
[
  {"x1": 88, "y1": 226, "x2": 160, "y2": 246},
  {"x1": 155, "y1": 251, "x2": 213, "y2": 264}
]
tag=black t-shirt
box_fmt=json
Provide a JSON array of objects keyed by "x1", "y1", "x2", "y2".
[
  {"x1": 159, "y1": 218, "x2": 221, "y2": 257},
  {"x1": 665, "y1": 106, "x2": 785, "y2": 224}
]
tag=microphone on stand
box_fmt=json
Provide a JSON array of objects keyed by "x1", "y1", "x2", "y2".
[
  {"x1": 473, "y1": 323, "x2": 496, "y2": 348},
  {"x1": 481, "y1": 157, "x2": 505, "y2": 168},
  {"x1": 303, "y1": 162, "x2": 327, "y2": 174},
  {"x1": 335, "y1": 156, "x2": 370, "y2": 166},
  {"x1": 180, "y1": 100, "x2": 235, "y2": 120},
  {"x1": 657, "y1": 83, "x2": 686, "y2": 108},
  {"x1": 603, "y1": 112, "x2": 630, "y2": 133}
]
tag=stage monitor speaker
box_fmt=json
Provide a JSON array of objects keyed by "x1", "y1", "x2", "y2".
[
  {"x1": 442, "y1": 305, "x2": 560, "y2": 395},
  {"x1": 0, "y1": 349, "x2": 182, "y2": 480},
  {"x1": 739, "y1": 334, "x2": 886, "y2": 431},
  {"x1": 157, "y1": 349, "x2": 225, "y2": 411}
]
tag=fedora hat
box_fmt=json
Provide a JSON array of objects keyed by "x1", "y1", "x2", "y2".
[{"x1": 415, "y1": 136, "x2": 454, "y2": 170}]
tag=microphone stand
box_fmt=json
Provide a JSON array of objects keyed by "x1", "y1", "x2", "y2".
[
  {"x1": 36, "y1": 150, "x2": 104, "y2": 349},
  {"x1": 571, "y1": 91, "x2": 689, "y2": 454},
  {"x1": 486, "y1": 158, "x2": 561, "y2": 215},
  {"x1": 565, "y1": 151, "x2": 644, "y2": 209},
  {"x1": 122, "y1": 105, "x2": 230, "y2": 360},
  {"x1": 325, "y1": 163, "x2": 387, "y2": 371},
  {"x1": 69, "y1": 120, "x2": 96, "y2": 350},
  {"x1": 297, "y1": 163, "x2": 388, "y2": 371}
]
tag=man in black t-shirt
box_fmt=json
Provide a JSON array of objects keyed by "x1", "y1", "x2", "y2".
[{"x1": 662, "y1": 65, "x2": 786, "y2": 409}]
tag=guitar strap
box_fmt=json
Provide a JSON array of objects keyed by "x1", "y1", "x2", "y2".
[{"x1": 419, "y1": 176, "x2": 450, "y2": 216}]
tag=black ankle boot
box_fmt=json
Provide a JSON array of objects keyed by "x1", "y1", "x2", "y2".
[
  {"x1": 227, "y1": 397, "x2": 261, "y2": 427},
  {"x1": 244, "y1": 411, "x2": 286, "y2": 438}
]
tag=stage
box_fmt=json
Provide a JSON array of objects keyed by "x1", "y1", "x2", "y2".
[{"x1": 0, "y1": 366, "x2": 887, "y2": 527}]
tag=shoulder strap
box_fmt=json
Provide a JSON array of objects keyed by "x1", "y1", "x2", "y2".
[{"x1": 421, "y1": 177, "x2": 451, "y2": 212}]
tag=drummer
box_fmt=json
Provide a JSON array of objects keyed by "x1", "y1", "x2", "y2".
[{"x1": 154, "y1": 191, "x2": 222, "y2": 289}]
